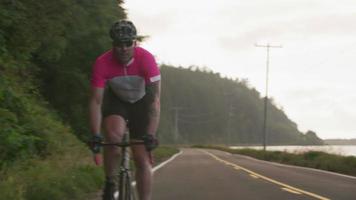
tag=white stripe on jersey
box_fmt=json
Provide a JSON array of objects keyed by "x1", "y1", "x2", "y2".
[{"x1": 150, "y1": 75, "x2": 161, "y2": 82}]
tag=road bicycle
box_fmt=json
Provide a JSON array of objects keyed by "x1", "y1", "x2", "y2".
[{"x1": 98, "y1": 132, "x2": 144, "y2": 200}]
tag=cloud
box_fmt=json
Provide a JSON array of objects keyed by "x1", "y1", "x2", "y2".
[
  {"x1": 217, "y1": 13, "x2": 356, "y2": 51},
  {"x1": 129, "y1": 11, "x2": 177, "y2": 36},
  {"x1": 278, "y1": 86, "x2": 356, "y2": 138}
]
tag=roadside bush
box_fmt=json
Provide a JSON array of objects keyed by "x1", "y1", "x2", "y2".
[
  {"x1": 0, "y1": 81, "x2": 45, "y2": 167},
  {"x1": 0, "y1": 146, "x2": 104, "y2": 200},
  {"x1": 196, "y1": 145, "x2": 356, "y2": 177},
  {"x1": 24, "y1": 165, "x2": 103, "y2": 200}
]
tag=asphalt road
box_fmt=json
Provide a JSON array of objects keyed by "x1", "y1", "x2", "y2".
[{"x1": 152, "y1": 148, "x2": 356, "y2": 200}]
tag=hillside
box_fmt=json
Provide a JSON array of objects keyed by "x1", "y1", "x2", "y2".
[
  {"x1": 159, "y1": 65, "x2": 323, "y2": 145},
  {"x1": 0, "y1": 0, "x2": 125, "y2": 199}
]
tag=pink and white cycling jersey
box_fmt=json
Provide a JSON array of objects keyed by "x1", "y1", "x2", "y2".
[{"x1": 91, "y1": 46, "x2": 161, "y2": 103}]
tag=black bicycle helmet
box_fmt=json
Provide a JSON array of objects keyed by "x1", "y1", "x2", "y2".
[{"x1": 109, "y1": 20, "x2": 137, "y2": 42}]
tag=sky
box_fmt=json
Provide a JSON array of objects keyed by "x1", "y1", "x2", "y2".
[{"x1": 123, "y1": 0, "x2": 356, "y2": 139}]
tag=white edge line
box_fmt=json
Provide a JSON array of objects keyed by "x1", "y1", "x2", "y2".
[
  {"x1": 153, "y1": 150, "x2": 183, "y2": 172},
  {"x1": 132, "y1": 149, "x2": 183, "y2": 186},
  {"x1": 231, "y1": 151, "x2": 356, "y2": 180}
]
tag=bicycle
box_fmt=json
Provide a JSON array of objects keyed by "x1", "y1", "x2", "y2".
[{"x1": 97, "y1": 132, "x2": 144, "y2": 200}]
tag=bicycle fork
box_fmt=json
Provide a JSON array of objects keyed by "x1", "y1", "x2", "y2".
[{"x1": 118, "y1": 146, "x2": 135, "y2": 200}]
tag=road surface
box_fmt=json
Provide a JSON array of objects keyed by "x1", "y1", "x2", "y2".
[{"x1": 152, "y1": 148, "x2": 356, "y2": 200}]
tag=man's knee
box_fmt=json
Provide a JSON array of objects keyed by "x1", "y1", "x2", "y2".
[{"x1": 103, "y1": 115, "x2": 126, "y2": 142}]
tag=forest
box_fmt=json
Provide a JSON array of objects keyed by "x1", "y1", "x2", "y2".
[{"x1": 159, "y1": 65, "x2": 323, "y2": 145}]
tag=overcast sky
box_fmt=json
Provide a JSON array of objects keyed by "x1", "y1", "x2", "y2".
[{"x1": 124, "y1": 0, "x2": 356, "y2": 139}]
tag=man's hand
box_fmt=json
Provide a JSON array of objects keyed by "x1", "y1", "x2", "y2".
[
  {"x1": 142, "y1": 134, "x2": 159, "y2": 152},
  {"x1": 88, "y1": 134, "x2": 103, "y2": 154}
]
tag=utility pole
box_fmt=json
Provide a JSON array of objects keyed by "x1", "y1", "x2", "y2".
[
  {"x1": 224, "y1": 92, "x2": 234, "y2": 146},
  {"x1": 171, "y1": 107, "x2": 183, "y2": 143},
  {"x1": 227, "y1": 105, "x2": 236, "y2": 146},
  {"x1": 255, "y1": 43, "x2": 282, "y2": 151}
]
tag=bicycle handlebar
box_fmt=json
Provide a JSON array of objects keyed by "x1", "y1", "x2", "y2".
[{"x1": 95, "y1": 141, "x2": 145, "y2": 147}]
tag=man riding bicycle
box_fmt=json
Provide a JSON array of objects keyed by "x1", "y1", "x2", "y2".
[{"x1": 89, "y1": 20, "x2": 161, "y2": 200}]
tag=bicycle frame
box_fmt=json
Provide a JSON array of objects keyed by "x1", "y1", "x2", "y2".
[{"x1": 99, "y1": 133, "x2": 144, "y2": 200}]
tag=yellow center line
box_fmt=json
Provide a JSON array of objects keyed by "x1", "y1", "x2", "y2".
[
  {"x1": 202, "y1": 150, "x2": 331, "y2": 200},
  {"x1": 250, "y1": 174, "x2": 259, "y2": 179},
  {"x1": 282, "y1": 187, "x2": 302, "y2": 195}
]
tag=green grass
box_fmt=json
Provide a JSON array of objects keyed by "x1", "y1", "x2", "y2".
[
  {"x1": 0, "y1": 145, "x2": 179, "y2": 200},
  {"x1": 153, "y1": 145, "x2": 180, "y2": 165},
  {"x1": 194, "y1": 145, "x2": 356, "y2": 177},
  {"x1": 23, "y1": 165, "x2": 103, "y2": 200},
  {"x1": 0, "y1": 154, "x2": 104, "y2": 200}
]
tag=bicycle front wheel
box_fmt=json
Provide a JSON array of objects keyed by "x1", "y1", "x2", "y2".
[{"x1": 118, "y1": 171, "x2": 136, "y2": 200}]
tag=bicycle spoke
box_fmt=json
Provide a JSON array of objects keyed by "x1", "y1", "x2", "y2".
[
  {"x1": 100, "y1": 133, "x2": 140, "y2": 200},
  {"x1": 119, "y1": 172, "x2": 126, "y2": 200},
  {"x1": 126, "y1": 176, "x2": 131, "y2": 200}
]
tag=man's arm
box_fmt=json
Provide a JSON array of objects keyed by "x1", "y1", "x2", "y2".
[
  {"x1": 89, "y1": 87, "x2": 104, "y2": 135},
  {"x1": 146, "y1": 81, "x2": 161, "y2": 136}
]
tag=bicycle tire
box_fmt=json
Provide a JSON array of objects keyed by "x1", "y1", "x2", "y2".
[
  {"x1": 125, "y1": 173, "x2": 133, "y2": 200},
  {"x1": 100, "y1": 132, "x2": 141, "y2": 200},
  {"x1": 118, "y1": 171, "x2": 137, "y2": 200},
  {"x1": 118, "y1": 171, "x2": 127, "y2": 200},
  {"x1": 127, "y1": 172, "x2": 137, "y2": 200}
]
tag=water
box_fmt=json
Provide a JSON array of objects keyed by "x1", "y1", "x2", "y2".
[{"x1": 230, "y1": 145, "x2": 356, "y2": 157}]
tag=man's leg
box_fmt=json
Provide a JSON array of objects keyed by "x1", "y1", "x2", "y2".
[
  {"x1": 131, "y1": 145, "x2": 153, "y2": 200},
  {"x1": 102, "y1": 115, "x2": 126, "y2": 199}
]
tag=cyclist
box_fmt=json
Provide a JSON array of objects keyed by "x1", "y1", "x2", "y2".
[{"x1": 89, "y1": 20, "x2": 160, "y2": 200}]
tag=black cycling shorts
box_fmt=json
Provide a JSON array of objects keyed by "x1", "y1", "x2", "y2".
[{"x1": 102, "y1": 88, "x2": 153, "y2": 140}]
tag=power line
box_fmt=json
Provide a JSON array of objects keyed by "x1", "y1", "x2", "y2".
[
  {"x1": 178, "y1": 112, "x2": 218, "y2": 118},
  {"x1": 177, "y1": 115, "x2": 226, "y2": 124}
]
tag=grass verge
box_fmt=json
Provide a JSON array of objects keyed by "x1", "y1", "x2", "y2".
[
  {"x1": 0, "y1": 151, "x2": 104, "y2": 200},
  {"x1": 0, "y1": 145, "x2": 179, "y2": 200},
  {"x1": 194, "y1": 145, "x2": 356, "y2": 177},
  {"x1": 153, "y1": 145, "x2": 180, "y2": 165}
]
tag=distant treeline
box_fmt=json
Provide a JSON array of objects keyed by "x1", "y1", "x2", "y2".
[{"x1": 159, "y1": 65, "x2": 323, "y2": 145}]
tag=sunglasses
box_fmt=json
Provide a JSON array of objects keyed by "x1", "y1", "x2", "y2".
[{"x1": 114, "y1": 40, "x2": 134, "y2": 48}]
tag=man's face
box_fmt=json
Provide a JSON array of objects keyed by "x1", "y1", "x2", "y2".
[{"x1": 113, "y1": 40, "x2": 136, "y2": 64}]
